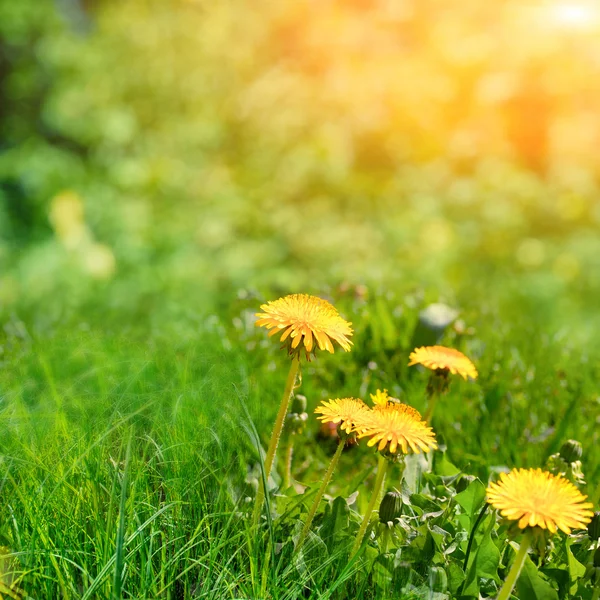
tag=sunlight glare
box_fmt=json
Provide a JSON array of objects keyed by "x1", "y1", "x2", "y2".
[{"x1": 550, "y1": 2, "x2": 598, "y2": 28}]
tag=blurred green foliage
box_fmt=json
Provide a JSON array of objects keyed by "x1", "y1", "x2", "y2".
[{"x1": 1, "y1": 0, "x2": 600, "y2": 345}]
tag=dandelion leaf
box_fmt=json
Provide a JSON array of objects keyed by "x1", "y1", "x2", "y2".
[
  {"x1": 454, "y1": 479, "x2": 486, "y2": 523},
  {"x1": 320, "y1": 496, "x2": 350, "y2": 551},
  {"x1": 516, "y1": 556, "x2": 559, "y2": 600},
  {"x1": 462, "y1": 530, "x2": 501, "y2": 596}
]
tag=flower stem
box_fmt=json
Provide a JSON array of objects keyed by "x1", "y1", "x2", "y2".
[
  {"x1": 424, "y1": 391, "x2": 439, "y2": 425},
  {"x1": 592, "y1": 587, "x2": 600, "y2": 600},
  {"x1": 295, "y1": 438, "x2": 345, "y2": 553},
  {"x1": 283, "y1": 435, "x2": 294, "y2": 490},
  {"x1": 253, "y1": 354, "x2": 300, "y2": 526},
  {"x1": 496, "y1": 531, "x2": 533, "y2": 600},
  {"x1": 351, "y1": 454, "x2": 388, "y2": 558}
]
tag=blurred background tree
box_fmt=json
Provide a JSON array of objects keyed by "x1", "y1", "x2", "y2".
[{"x1": 1, "y1": 0, "x2": 599, "y2": 341}]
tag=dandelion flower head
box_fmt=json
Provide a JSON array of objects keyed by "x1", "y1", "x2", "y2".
[
  {"x1": 256, "y1": 294, "x2": 353, "y2": 356},
  {"x1": 408, "y1": 345, "x2": 478, "y2": 380},
  {"x1": 356, "y1": 403, "x2": 437, "y2": 455},
  {"x1": 486, "y1": 468, "x2": 594, "y2": 534},
  {"x1": 315, "y1": 398, "x2": 369, "y2": 435},
  {"x1": 370, "y1": 389, "x2": 393, "y2": 407}
]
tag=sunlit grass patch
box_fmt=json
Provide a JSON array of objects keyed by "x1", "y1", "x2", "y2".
[{"x1": 0, "y1": 290, "x2": 598, "y2": 598}]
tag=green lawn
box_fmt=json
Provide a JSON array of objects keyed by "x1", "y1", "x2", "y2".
[{"x1": 1, "y1": 288, "x2": 598, "y2": 598}]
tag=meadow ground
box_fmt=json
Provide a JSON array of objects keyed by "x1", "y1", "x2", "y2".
[{"x1": 0, "y1": 283, "x2": 599, "y2": 598}]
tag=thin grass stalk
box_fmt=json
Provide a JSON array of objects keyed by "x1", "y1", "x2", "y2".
[
  {"x1": 295, "y1": 438, "x2": 345, "y2": 553},
  {"x1": 283, "y1": 435, "x2": 294, "y2": 489},
  {"x1": 350, "y1": 454, "x2": 389, "y2": 558},
  {"x1": 260, "y1": 538, "x2": 272, "y2": 597},
  {"x1": 496, "y1": 530, "x2": 533, "y2": 600},
  {"x1": 113, "y1": 431, "x2": 133, "y2": 600},
  {"x1": 253, "y1": 354, "x2": 301, "y2": 525}
]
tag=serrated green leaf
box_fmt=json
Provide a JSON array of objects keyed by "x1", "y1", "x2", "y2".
[
  {"x1": 410, "y1": 493, "x2": 442, "y2": 513},
  {"x1": 373, "y1": 555, "x2": 393, "y2": 589},
  {"x1": 462, "y1": 530, "x2": 501, "y2": 596},
  {"x1": 447, "y1": 562, "x2": 465, "y2": 594},
  {"x1": 457, "y1": 513, "x2": 471, "y2": 534},
  {"x1": 516, "y1": 556, "x2": 559, "y2": 600},
  {"x1": 565, "y1": 538, "x2": 586, "y2": 580},
  {"x1": 565, "y1": 537, "x2": 586, "y2": 595},
  {"x1": 428, "y1": 524, "x2": 449, "y2": 553},
  {"x1": 319, "y1": 496, "x2": 350, "y2": 551},
  {"x1": 454, "y1": 479, "x2": 486, "y2": 522},
  {"x1": 411, "y1": 527, "x2": 437, "y2": 563},
  {"x1": 539, "y1": 568, "x2": 570, "y2": 599},
  {"x1": 433, "y1": 452, "x2": 460, "y2": 477}
]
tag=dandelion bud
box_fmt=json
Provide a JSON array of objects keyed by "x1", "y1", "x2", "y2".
[
  {"x1": 291, "y1": 394, "x2": 307, "y2": 415},
  {"x1": 588, "y1": 511, "x2": 600, "y2": 542},
  {"x1": 585, "y1": 563, "x2": 600, "y2": 586},
  {"x1": 546, "y1": 451, "x2": 586, "y2": 486},
  {"x1": 559, "y1": 439, "x2": 583, "y2": 464},
  {"x1": 587, "y1": 548, "x2": 600, "y2": 586},
  {"x1": 285, "y1": 411, "x2": 307, "y2": 436},
  {"x1": 428, "y1": 566, "x2": 448, "y2": 593},
  {"x1": 379, "y1": 491, "x2": 403, "y2": 524}
]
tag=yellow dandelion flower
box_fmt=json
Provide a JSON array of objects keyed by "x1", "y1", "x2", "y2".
[
  {"x1": 315, "y1": 398, "x2": 369, "y2": 435},
  {"x1": 486, "y1": 468, "x2": 594, "y2": 534},
  {"x1": 370, "y1": 389, "x2": 409, "y2": 409},
  {"x1": 408, "y1": 345, "x2": 478, "y2": 380},
  {"x1": 377, "y1": 402, "x2": 422, "y2": 420},
  {"x1": 256, "y1": 294, "x2": 353, "y2": 355},
  {"x1": 370, "y1": 389, "x2": 391, "y2": 407},
  {"x1": 356, "y1": 403, "x2": 437, "y2": 454}
]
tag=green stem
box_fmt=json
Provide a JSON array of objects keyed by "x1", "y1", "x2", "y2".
[
  {"x1": 351, "y1": 455, "x2": 389, "y2": 558},
  {"x1": 283, "y1": 435, "x2": 294, "y2": 490},
  {"x1": 496, "y1": 531, "x2": 533, "y2": 600},
  {"x1": 253, "y1": 355, "x2": 300, "y2": 526},
  {"x1": 592, "y1": 586, "x2": 600, "y2": 600},
  {"x1": 424, "y1": 391, "x2": 439, "y2": 425},
  {"x1": 295, "y1": 438, "x2": 345, "y2": 553}
]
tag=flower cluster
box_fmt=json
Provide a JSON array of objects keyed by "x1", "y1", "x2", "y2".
[
  {"x1": 315, "y1": 394, "x2": 437, "y2": 456},
  {"x1": 254, "y1": 292, "x2": 597, "y2": 589}
]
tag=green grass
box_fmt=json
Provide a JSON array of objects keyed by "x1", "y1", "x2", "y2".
[{"x1": 0, "y1": 290, "x2": 598, "y2": 598}]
